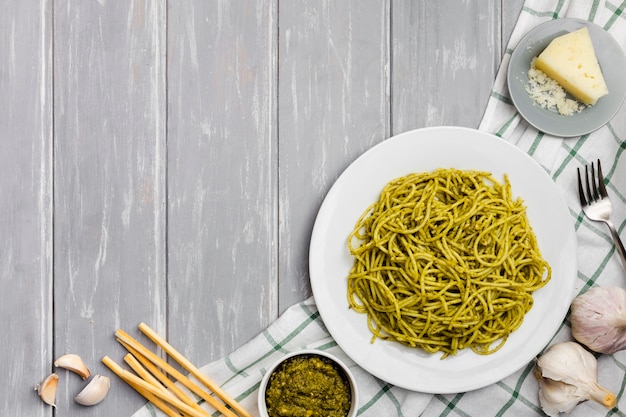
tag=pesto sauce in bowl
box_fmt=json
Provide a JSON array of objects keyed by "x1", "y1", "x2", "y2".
[{"x1": 264, "y1": 354, "x2": 352, "y2": 417}]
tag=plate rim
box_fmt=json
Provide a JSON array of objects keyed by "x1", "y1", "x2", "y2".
[
  {"x1": 309, "y1": 126, "x2": 577, "y2": 393},
  {"x1": 507, "y1": 18, "x2": 626, "y2": 137}
]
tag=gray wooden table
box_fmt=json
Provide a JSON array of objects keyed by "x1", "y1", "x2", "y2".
[{"x1": 2, "y1": 1, "x2": 525, "y2": 415}]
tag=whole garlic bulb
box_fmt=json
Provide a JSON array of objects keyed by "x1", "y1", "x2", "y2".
[
  {"x1": 535, "y1": 341, "x2": 616, "y2": 416},
  {"x1": 570, "y1": 286, "x2": 626, "y2": 354}
]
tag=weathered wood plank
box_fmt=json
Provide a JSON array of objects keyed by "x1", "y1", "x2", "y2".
[
  {"x1": 166, "y1": 0, "x2": 277, "y2": 363},
  {"x1": 502, "y1": 0, "x2": 526, "y2": 54},
  {"x1": 52, "y1": 1, "x2": 166, "y2": 415},
  {"x1": 0, "y1": 0, "x2": 535, "y2": 415},
  {"x1": 0, "y1": 1, "x2": 52, "y2": 416},
  {"x1": 278, "y1": 1, "x2": 391, "y2": 312},
  {"x1": 392, "y1": 0, "x2": 502, "y2": 132}
]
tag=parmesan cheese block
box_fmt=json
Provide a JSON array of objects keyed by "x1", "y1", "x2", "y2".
[{"x1": 535, "y1": 27, "x2": 608, "y2": 105}]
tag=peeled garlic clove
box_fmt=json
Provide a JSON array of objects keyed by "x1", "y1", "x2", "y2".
[
  {"x1": 570, "y1": 286, "x2": 626, "y2": 354},
  {"x1": 536, "y1": 342, "x2": 616, "y2": 416},
  {"x1": 75, "y1": 374, "x2": 110, "y2": 406},
  {"x1": 35, "y1": 373, "x2": 58, "y2": 407},
  {"x1": 54, "y1": 353, "x2": 91, "y2": 379}
]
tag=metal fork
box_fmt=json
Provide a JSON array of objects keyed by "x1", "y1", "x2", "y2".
[{"x1": 577, "y1": 159, "x2": 626, "y2": 272}]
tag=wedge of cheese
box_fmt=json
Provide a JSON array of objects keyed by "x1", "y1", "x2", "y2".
[{"x1": 535, "y1": 27, "x2": 608, "y2": 105}]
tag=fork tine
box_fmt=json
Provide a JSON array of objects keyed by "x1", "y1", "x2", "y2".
[
  {"x1": 590, "y1": 161, "x2": 600, "y2": 201},
  {"x1": 585, "y1": 164, "x2": 594, "y2": 204},
  {"x1": 596, "y1": 159, "x2": 608, "y2": 198},
  {"x1": 577, "y1": 167, "x2": 588, "y2": 206}
]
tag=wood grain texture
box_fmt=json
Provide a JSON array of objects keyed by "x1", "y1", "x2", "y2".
[
  {"x1": 52, "y1": 1, "x2": 166, "y2": 415},
  {"x1": 502, "y1": 0, "x2": 526, "y2": 54},
  {"x1": 0, "y1": 1, "x2": 532, "y2": 415},
  {"x1": 392, "y1": 0, "x2": 502, "y2": 132},
  {"x1": 0, "y1": 1, "x2": 52, "y2": 416},
  {"x1": 278, "y1": 0, "x2": 391, "y2": 311},
  {"x1": 166, "y1": 0, "x2": 277, "y2": 363}
]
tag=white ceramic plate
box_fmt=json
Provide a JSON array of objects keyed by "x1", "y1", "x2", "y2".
[
  {"x1": 309, "y1": 126, "x2": 577, "y2": 394},
  {"x1": 508, "y1": 18, "x2": 626, "y2": 137}
]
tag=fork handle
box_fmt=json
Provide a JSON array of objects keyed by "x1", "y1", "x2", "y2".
[{"x1": 606, "y1": 220, "x2": 626, "y2": 273}]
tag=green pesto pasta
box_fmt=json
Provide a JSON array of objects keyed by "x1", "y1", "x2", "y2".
[{"x1": 347, "y1": 168, "x2": 551, "y2": 358}]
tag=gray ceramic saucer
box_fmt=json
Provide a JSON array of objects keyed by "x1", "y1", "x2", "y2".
[{"x1": 508, "y1": 18, "x2": 626, "y2": 137}]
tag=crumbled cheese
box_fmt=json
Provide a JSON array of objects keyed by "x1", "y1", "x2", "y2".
[{"x1": 525, "y1": 58, "x2": 586, "y2": 116}]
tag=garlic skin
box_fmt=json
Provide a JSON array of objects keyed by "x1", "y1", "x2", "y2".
[
  {"x1": 570, "y1": 286, "x2": 626, "y2": 354},
  {"x1": 35, "y1": 373, "x2": 58, "y2": 407},
  {"x1": 75, "y1": 374, "x2": 110, "y2": 406},
  {"x1": 54, "y1": 353, "x2": 91, "y2": 379},
  {"x1": 536, "y1": 375, "x2": 585, "y2": 416},
  {"x1": 535, "y1": 341, "x2": 616, "y2": 416}
]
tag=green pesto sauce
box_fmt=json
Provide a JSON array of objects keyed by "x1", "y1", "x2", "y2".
[{"x1": 265, "y1": 354, "x2": 352, "y2": 417}]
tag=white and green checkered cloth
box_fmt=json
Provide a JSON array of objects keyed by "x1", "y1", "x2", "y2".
[{"x1": 132, "y1": 0, "x2": 626, "y2": 416}]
